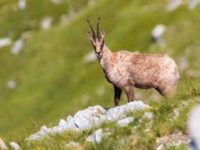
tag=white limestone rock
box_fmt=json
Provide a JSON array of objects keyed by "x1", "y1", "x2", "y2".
[
  {"x1": 0, "y1": 138, "x2": 8, "y2": 150},
  {"x1": 50, "y1": 0, "x2": 63, "y2": 5},
  {"x1": 151, "y1": 24, "x2": 166, "y2": 43},
  {"x1": 18, "y1": 0, "x2": 26, "y2": 10},
  {"x1": 143, "y1": 112, "x2": 154, "y2": 120},
  {"x1": 7, "y1": 80, "x2": 16, "y2": 89},
  {"x1": 178, "y1": 56, "x2": 189, "y2": 71},
  {"x1": 156, "y1": 144, "x2": 164, "y2": 150},
  {"x1": 88, "y1": 0, "x2": 97, "y2": 6},
  {"x1": 73, "y1": 105, "x2": 107, "y2": 130},
  {"x1": 65, "y1": 141, "x2": 81, "y2": 148},
  {"x1": 11, "y1": 39, "x2": 24, "y2": 55},
  {"x1": 9, "y1": 141, "x2": 20, "y2": 150},
  {"x1": 65, "y1": 141, "x2": 79, "y2": 146},
  {"x1": 26, "y1": 101, "x2": 150, "y2": 142},
  {"x1": 166, "y1": 0, "x2": 183, "y2": 11},
  {"x1": 49, "y1": 116, "x2": 78, "y2": 134},
  {"x1": 0, "y1": 38, "x2": 12, "y2": 48},
  {"x1": 106, "y1": 101, "x2": 150, "y2": 121},
  {"x1": 86, "y1": 129, "x2": 103, "y2": 144},
  {"x1": 58, "y1": 119, "x2": 68, "y2": 128},
  {"x1": 188, "y1": 105, "x2": 200, "y2": 150},
  {"x1": 117, "y1": 117, "x2": 134, "y2": 127},
  {"x1": 26, "y1": 125, "x2": 50, "y2": 141},
  {"x1": 65, "y1": 115, "x2": 78, "y2": 130},
  {"x1": 40, "y1": 17, "x2": 52, "y2": 30},
  {"x1": 188, "y1": 0, "x2": 200, "y2": 9}
]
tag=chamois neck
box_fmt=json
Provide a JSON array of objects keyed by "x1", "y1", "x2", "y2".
[
  {"x1": 99, "y1": 45, "x2": 113, "y2": 70},
  {"x1": 102, "y1": 45, "x2": 112, "y2": 56}
]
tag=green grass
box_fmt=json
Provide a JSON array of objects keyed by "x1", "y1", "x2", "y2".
[{"x1": 0, "y1": 0, "x2": 200, "y2": 149}]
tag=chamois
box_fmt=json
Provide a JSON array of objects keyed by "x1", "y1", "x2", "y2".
[{"x1": 87, "y1": 18, "x2": 180, "y2": 106}]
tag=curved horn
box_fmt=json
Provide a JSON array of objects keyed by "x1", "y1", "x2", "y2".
[
  {"x1": 87, "y1": 19, "x2": 96, "y2": 39},
  {"x1": 96, "y1": 17, "x2": 101, "y2": 40}
]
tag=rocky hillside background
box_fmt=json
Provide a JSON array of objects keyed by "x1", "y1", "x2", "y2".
[{"x1": 0, "y1": 0, "x2": 200, "y2": 149}]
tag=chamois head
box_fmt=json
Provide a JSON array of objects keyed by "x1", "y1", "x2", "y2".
[{"x1": 87, "y1": 17, "x2": 105, "y2": 58}]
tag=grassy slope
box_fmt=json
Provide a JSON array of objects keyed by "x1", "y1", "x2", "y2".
[{"x1": 0, "y1": 0, "x2": 200, "y2": 148}]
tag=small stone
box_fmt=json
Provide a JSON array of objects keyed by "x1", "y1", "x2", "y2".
[
  {"x1": 0, "y1": 138, "x2": 8, "y2": 150},
  {"x1": 188, "y1": 105, "x2": 200, "y2": 150},
  {"x1": 95, "y1": 129, "x2": 103, "y2": 143},
  {"x1": 117, "y1": 117, "x2": 134, "y2": 127},
  {"x1": 11, "y1": 39, "x2": 24, "y2": 55},
  {"x1": 143, "y1": 112, "x2": 154, "y2": 120},
  {"x1": 86, "y1": 129, "x2": 103, "y2": 144},
  {"x1": 188, "y1": 0, "x2": 200, "y2": 9},
  {"x1": 166, "y1": 0, "x2": 183, "y2": 11},
  {"x1": 88, "y1": 0, "x2": 97, "y2": 6},
  {"x1": 0, "y1": 38, "x2": 12, "y2": 48},
  {"x1": 151, "y1": 24, "x2": 166, "y2": 43},
  {"x1": 156, "y1": 144, "x2": 164, "y2": 150},
  {"x1": 50, "y1": 0, "x2": 63, "y2": 5},
  {"x1": 18, "y1": 0, "x2": 26, "y2": 10},
  {"x1": 178, "y1": 56, "x2": 189, "y2": 71},
  {"x1": 173, "y1": 108, "x2": 180, "y2": 119},
  {"x1": 40, "y1": 17, "x2": 52, "y2": 30},
  {"x1": 7, "y1": 80, "x2": 16, "y2": 89},
  {"x1": 65, "y1": 141, "x2": 80, "y2": 147},
  {"x1": 9, "y1": 141, "x2": 20, "y2": 150}
]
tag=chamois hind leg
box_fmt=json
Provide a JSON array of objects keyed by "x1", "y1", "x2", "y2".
[
  {"x1": 156, "y1": 85, "x2": 176, "y2": 98},
  {"x1": 113, "y1": 85, "x2": 122, "y2": 106},
  {"x1": 155, "y1": 86, "x2": 170, "y2": 98},
  {"x1": 155, "y1": 87, "x2": 166, "y2": 97},
  {"x1": 124, "y1": 86, "x2": 135, "y2": 103}
]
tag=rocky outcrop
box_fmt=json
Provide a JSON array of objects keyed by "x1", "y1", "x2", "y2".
[{"x1": 26, "y1": 100, "x2": 150, "y2": 141}]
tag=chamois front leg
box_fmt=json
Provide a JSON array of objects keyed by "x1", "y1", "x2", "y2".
[
  {"x1": 124, "y1": 86, "x2": 135, "y2": 102},
  {"x1": 113, "y1": 85, "x2": 122, "y2": 106}
]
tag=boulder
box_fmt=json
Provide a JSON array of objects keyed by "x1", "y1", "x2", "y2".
[
  {"x1": 26, "y1": 101, "x2": 150, "y2": 141},
  {"x1": 73, "y1": 105, "x2": 107, "y2": 130}
]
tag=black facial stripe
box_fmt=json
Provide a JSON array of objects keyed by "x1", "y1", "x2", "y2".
[
  {"x1": 100, "y1": 40, "x2": 104, "y2": 50},
  {"x1": 90, "y1": 41, "x2": 96, "y2": 50}
]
